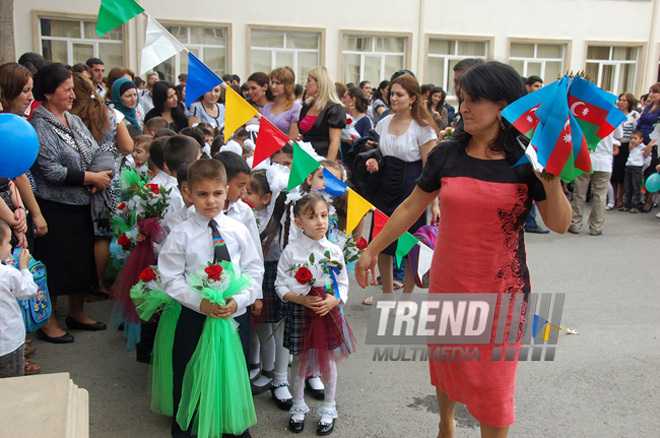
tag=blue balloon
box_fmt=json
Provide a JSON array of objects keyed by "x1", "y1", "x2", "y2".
[
  {"x1": 0, "y1": 114, "x2": 39, "y2": 179},
  {"x1": 645, "y1": 173, "x2": 660, "y2": 193}
]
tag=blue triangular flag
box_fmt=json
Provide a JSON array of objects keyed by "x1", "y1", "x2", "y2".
[
  {"x1": 185, "y1": 52, "x2": 223, "y2": 108},
  {"x1": 322, "y1": 167, "x2": 347, "y2": 197}
]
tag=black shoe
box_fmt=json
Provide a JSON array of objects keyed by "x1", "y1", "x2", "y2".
[
  {"x1": 223, "y1": 430, "x2": 251, "y2": 438},
  {"x1": 270, "y1": 383, "x2": 293, "y2": 410},
  {"x1": 251, "y1": 369, "x2": 273, "y2": 394},
  {"x1": 36, "y1": 328, "x2": 75, "y2": 344},
  {"x1": 288, "y1": 417, "x2": 305, "y2": 433},
  {"x1": 305, "y1": 378, "x2": 325, "y2": 400},
  {"x1": 524, "y1": 225, "x2": 550, "y2": 234},
  {"x1": 317, "y1": 419, "x2": 335, "y2": 436},
  {"x1": 65, "y1": 316, "x2": 107, "y2": 331}
]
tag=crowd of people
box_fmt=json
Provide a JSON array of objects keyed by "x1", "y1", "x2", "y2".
[{"x1": 0, "y1": 50, "x2": 658, "y2": 438}]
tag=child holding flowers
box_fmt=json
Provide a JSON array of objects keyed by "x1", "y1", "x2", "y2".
[
  {"x1": 275, "y1": 192, "x2": 355, "y2": 436},
  {"x1": 158, "y1": 159, "x2": 264, "y2": 438}
]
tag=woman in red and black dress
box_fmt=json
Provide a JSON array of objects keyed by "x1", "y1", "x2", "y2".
[{"x1": 356, "y1": 62, "x2": 572, "y2": 438}]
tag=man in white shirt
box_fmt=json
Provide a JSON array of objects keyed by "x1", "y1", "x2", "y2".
[{"x1": 86, "y1": 57, "x2": 106, "y2": 98}]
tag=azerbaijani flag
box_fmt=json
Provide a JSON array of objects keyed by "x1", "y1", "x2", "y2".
[
  {"x1": 530, "y1": 77, "x2": 575, "y2": 176},
  {"x1": 501, "y1": 80, "x2": 559, "y2": 138},
  {"x1": 567, "y1": 76, "x2": 626, "y2": 151}
]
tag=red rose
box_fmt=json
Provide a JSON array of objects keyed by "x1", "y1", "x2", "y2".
[
  {"x1": 117, "y1": 202, "x2": 127, "y2": 210},
  {"x1": 146, "y1": 183, "x2": 160, "y2": 195},
  {"x1": 139, "y1": 267, "x2": 157, "y2": 282},
  {"x1": 346, "y1": 117, "x2": 353, "y2": 125},
  {"x1": 135, "y1": 161, "x2": 141, "y2": 166},
  {"x1": 356, "y1": 237, "x2": 368, "y2": 250},
  {"x1": 204, "y1": 264, "x2": 224, "y2": 281},
  {"x1": 118, "y1": 234, "x2": 132, "y2": 248},
  {"x1": 295, "y1": 267, "x2": 313, "y2": 285}
]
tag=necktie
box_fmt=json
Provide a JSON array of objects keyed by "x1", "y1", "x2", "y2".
[{"x1": 208, "y1": 219, "x2": 231, "y2": 263}]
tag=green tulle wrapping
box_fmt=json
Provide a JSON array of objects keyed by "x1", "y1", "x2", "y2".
[
  {"x1": 129, "y1": 282, "x2": 182, "y2": 416},
  {"x1": 176, "y1": 262, "x2": 256, "y2": 437},
  {"x1": 130, "y1": 282, "x2": 169, "y2": 322},
  {"x1": 149, "y1": 300, "x2": 181, "y2": 416}
]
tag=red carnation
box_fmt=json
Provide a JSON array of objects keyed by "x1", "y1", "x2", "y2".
[
  {"x1": 146, "y1": 183, "x2": 160, "y2": 195},
  {"x1": 346, "y1": 117, "x2": 353, "y2": 125},
  {"x1": 295, "y1": 267, "x2": 313, "y2": 285},
  {"x1": 118, "y1": 234, "x2": 132, "y2": 249},
  {"x1": 356, "y1": 237, "x2": 368, "y2": 250},
  {"x1": 204, "y1": 264, "x2": 224, "y2": 281},
  {"x1": 135, "y1": 161, "x2": 141, "y2": 166},
  {"x1": 117, "y1": 202, "x2": 127, "y2": 211},
  {"x1": 139, "y1": 267, "x2": 157, "y2": 282}
]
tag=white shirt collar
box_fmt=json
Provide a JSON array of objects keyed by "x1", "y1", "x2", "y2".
[{"x1": 298, "y1": 232, "x2": 330, "y2": 251}]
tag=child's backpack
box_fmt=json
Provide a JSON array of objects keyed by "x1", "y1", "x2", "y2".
[
  {"x1": 13, "y1": 248, "x2": 52, "y2": 333},
  {"x1": 407, "y1": 224, "x2": 438, "y2": 288}
]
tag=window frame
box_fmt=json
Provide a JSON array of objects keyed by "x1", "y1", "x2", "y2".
[
  {"x1": 155, "y1": 19, "x2": 232, "y2": 82},
  {"x1": 32, "y1": 10, "x2": 128, "y2": 67},
  {"x1": 584, "y1": 41, "x2": 646, "y2": 96},
  {"x1": 246, "y1": 24, "x2": 325, "y2": 83},
  {"x1": 425, "y1": 34, "x2": 493, "y2": 100},
  {"x1": 507, "y1": 38, "x2": 571, "y2": 83},
  {"x1": 339, "y1": 30, "x2": 412, "y2": 85}
]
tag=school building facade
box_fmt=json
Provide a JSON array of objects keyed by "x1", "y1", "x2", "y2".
[{"x1": 13, "y1": 0, "x2": 660, "y2": 100}]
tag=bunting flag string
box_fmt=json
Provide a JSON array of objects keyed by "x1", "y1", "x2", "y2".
[
  {"x1": 253, "y1": 117, "x2": 291, "y2": 168},
  {"x1": 94, "y1": 0, "x2": 427, "y2": 263},
  {"x1": 224, "y1": 86, "x2": 259, "y2": 142},
  {"x1": 346, "y1": 190, "x2": 372, "y2": 235},
  {"x1": 185, "y1": 52, "x2": 223, "y2": 108},
  {"x1": 141, "y1": 14, "x2": 187, "y2": 75},
  {"x1": 287, "y1": 142, "x2": 321, "y2": 192},
  {"x1": 96, "y1": 0, "x2": 144, "y2": 37}
]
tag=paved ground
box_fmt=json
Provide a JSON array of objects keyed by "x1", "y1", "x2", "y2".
[{"x1": 27, "y1": 204, "x2": 660, "y2": 437}]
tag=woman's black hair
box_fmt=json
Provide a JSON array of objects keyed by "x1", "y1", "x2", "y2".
[
  {"x1": 33, "y1": 63, "x2": 72, "y2": 102},
  {"x1": 454, "y1": 61, "x2": 527, "y2": 160},
  {"x1": 374, "y1": 80, "x2": 390, "y2": 103},
  {"x1": 152, "y1": 81, "x2": 176, "y2": 113},
  {"x1": 346, "y1": 86, "x2": 369, "y2": 114},
  {"x1": 427, "y1": 87, "x2": 446, "y2": 112}
]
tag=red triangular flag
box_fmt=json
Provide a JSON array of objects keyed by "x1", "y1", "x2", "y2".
[
  {"x1": 253, "y1": 117, "x2": 291, "y2": 168},
  {"x1": 372, "y1": 209, "x2": 389, "y2": 239}
]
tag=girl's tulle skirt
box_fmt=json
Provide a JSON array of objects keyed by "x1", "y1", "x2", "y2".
[{"x1": 293, "y1": 286, "x2": 356, "y2": 379}]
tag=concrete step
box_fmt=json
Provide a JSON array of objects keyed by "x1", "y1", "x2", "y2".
[{"x1": 0, "y1": 372, "x2": 89, "y2": 438}]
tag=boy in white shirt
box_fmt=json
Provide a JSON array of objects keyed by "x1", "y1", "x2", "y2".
[
  {"x1": 158, "y1": 159, "x2": 263, "y2": 437},
  {"x1": 0, "y1": 220, "x2": 38, "y2": 378},
  {"x1": 621, "y1": 130, "x2": 646, "y2": 213}
]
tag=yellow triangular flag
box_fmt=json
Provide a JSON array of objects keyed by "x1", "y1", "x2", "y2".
[
  {"x1": 346, "y1": 189, "x2": 372, "y2": 235},
  {"x1": 224, "y1": 86, "x2": 258, "y2": 142}
]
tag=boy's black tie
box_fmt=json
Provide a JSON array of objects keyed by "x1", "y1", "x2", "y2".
[{"x1": 208, "y1": 219, "x2": 231, "y2": 263}]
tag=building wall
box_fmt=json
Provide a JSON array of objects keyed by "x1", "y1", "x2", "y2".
[{"x1": 14, "y1": 0, "x2": 660, "y2": 97}]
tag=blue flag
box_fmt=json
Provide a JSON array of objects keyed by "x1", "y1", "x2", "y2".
[
  {"x1": 322, "y1": 167, "x2": 347, "y2": 197},
  {"x1": 185, "y1": 52, "x2": 223, "y2": 109}
]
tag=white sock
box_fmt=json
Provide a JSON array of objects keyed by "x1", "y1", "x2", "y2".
[
  {"x1": 252, "y1": 372, "x2": 273, "y2": 388},
  {"x1": 273, "y1": 383, "x2": 292, "y2": 400}
]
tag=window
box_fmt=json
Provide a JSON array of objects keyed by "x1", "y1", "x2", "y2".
[
  {"x1": 585, "y1": 45, "x2": 638, "y2": 95},
  {"x1": 154, "y1": 25, "x2": 228, "y2": 83},
  {"x1": 250, "y1": 29, "x2": 321, "y2": 83},
  {"x1": 427, "y1": 38, "x2": 489, "y2": 97},
  {"x1": 39, "y1": 17, "x2": 124, "y2": 67},
  {"x1": 509, "y1": 42, "x2": 566, "y2": 83},
  {"x1": 342, "y1": 34, "x2": 407, "y2": 84}
]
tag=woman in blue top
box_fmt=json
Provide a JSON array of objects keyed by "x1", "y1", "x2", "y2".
[{"x1": 187, "y1": 85, "x2": 225, "y2": 131}]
